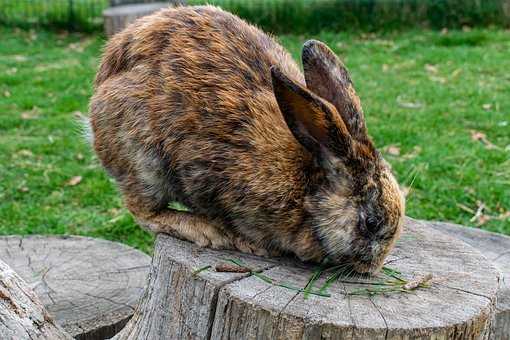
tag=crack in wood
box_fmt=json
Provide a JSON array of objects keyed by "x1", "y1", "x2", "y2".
[
  {"x1": 369, "y1": 297, "x2": 389, "y2": 340},
  {"x1": 248, "y1": 285, "x2": 274, "y2": 304},
  {"x1": 206, "y1": 264, "x2": 277, "y2": 340},
  {"x1": 438, "y1": 283, "x2": 495, "y2": 302},
  {"x1": 165, "y1": 264, "x2": 209, "y2": 340},
  {"x1": 341, "y1": 281, "x2": 357, "y2": 333},
  {"x1": 383, "y1": 255, "x2": 410, "y2": 266},
  {"x1": 18, "y1": 237, "x2": 24, "y2": 251},
  {"x1": 277, "y1": 290, "x2": 300, "y2": 319}
]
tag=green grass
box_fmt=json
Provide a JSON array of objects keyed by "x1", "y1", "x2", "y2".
[
  {"x1": 2, "y1": 0, "x2": 509, "y2": 33},
  {"x1": 0, "y1": 0, "x2": 107, "y2": 31},
  {"x1": 189, "y1": 0, "x2": 510, "y2": 33},
  {"x1": 0, "y1": 27, "x2": 508, "y2": 253}
]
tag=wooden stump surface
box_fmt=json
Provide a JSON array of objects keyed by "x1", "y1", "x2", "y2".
[
  {"x1": 431, "y1": 222, "x2": 510, "y2": 339},
  {"x1": 0, "y1": 235, "x2": 150, "y2": 340},
  {"x1": 0, "y1": 259, "x2": 72, "y2": 340},
  {"x1": 114, "y1": 217, "x2": 500, "y2": 340}
]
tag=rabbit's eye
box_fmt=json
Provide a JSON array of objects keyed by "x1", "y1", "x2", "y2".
[
  {"x1": 366, "y1": 215, "x2": 382, "y2": 233},
  {"x1": 359, "y1": 211, "x2": 383, "y2": 236}
]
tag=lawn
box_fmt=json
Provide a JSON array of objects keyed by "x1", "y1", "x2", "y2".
[{"x1": 0, "y1": 27, "x2": 509, "y2": 253}]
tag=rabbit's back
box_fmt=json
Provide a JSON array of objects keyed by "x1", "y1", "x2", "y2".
[{"x1": 90, "y1": 6, "x2": 313, "y2": 243}]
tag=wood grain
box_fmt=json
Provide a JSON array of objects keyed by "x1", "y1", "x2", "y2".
[{"x1": 0, "y1": 235, "x2": 150, "y2": 340}]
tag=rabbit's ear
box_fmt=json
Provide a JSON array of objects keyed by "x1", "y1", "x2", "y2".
[
  {"x1": 302, "y1": 40, "x2": 368, "y2": 143},
  {"x1": 271, "y1": 66, "x2": 352, "y2": 156}
]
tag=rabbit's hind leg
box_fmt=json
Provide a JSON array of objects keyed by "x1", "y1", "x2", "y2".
[
  {"x1": 124, "y1": 189, "x2": 272, "y2": 255},
  {"x1": 121, "y1": 178, "x2": 235, "y2": 250},
  {"x1": 137, "y1": 209, "x2": 235, "y2": 250}
]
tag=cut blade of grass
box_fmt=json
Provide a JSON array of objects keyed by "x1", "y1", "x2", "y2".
[
  {"x1": 381, "y1": 266, "x2": 406, "y2": 282},
  {"x1": 225, "y1": 258, "x2": 247, "y2": 267},
  {"x1": 382, "y1": 266, "x2": 402, "y2": 275},
  {"x1": 192, "y1": 265, "x2": 211, "y2": 277},
  {"x1": 224, "y1": 258, "x2": 331, "y2": 298},
  {"x1": 346, "y1": 267, "x2": 434, "y2": 297},
  {"x1": 278, "y1": 282, "x2": 331, "y2": 297},
  {"x1": 313, "y1": 262, "x2": 366, "y2": 296},
  {"x1": 252, "y1": 271, "x2": 274, "y2": 284},
  {"x1": 303, "y1": 265, "x2": 324, "y2": 299},
  {"x1": 318, "y1": 270, "x2": 342, "y2": 295},
  {"x1": 221, "y1": 259, "x2": 430, "y2": 298}
]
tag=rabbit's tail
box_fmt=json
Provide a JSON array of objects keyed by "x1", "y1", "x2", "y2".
[{"x1": 74, "y1": 111, "x2": 94, "y2": 145}]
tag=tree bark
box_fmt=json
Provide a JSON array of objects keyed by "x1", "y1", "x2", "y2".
[
  {"x1": 112, "y1": 218, "x2": 500, "y2": 340},
  {"x1": 0, "y1": 259, "x2": 72, "y2": 340}
]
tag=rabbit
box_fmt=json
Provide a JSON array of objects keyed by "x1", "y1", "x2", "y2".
[{"x1": 88, "y1": 5, "x2": 405, "y2": 274}]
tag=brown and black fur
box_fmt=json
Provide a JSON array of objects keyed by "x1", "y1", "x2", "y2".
[{"x1": 88, "y1": 5, "x2": 404, "y2": 273}]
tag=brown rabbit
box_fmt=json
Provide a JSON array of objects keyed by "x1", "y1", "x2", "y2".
[{"x1": 88, "y1": 5, "x2": 404, "y2": 273}]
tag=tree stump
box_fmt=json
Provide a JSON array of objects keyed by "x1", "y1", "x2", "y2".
[
  {"x1": 0, "y1": 259, "x2": 72, "y2": 340},
  {"x1": 431, "y1": 222, "x2": 510, "y2": 340},
  {"x1": 0, "y1": 235, "x2": 150, "y2": 340},
  {"x1": 112, "y1": 218, "x2": 500, "y2": 340},
  {"x1": 103, "y1": 2, "x2": 183, "y2": 37}
]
